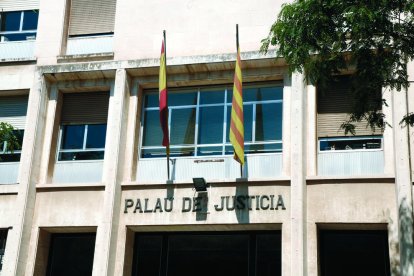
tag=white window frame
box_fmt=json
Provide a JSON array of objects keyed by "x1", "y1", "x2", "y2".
[
  {"x1": 140, "y1": 84, "x2": 284, "y2": 159},
  {"x1": 0, "y1": 10, "x2": 38, "y2": 42},
  {"x1": 56, "y1": 124, "x2": 106, "y2": 162}
]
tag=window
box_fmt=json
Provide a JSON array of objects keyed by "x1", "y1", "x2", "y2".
[
  {"x1": 0, "y1": 229, "x2": 8, "y2": 272},
  {"x1": 57, "y1": 92, "x2": 109, "y2": 161},
  {"x1": 141, "y1": 84, "x2": 283, "y2": 158},
  {"x1": 319, "y1": 230, "x2": 390, "y2": 276},
  {"x1": 0, "y1": 10, "x2": 39, "y2": 42},
  {"x1": 46, "y1": 233, "x2": 96, "y2": 276},
  {"x1": 58, "y1": 124, "x2": 106, "y2": 161},
  {"x1": 319, "y1": 136, "x2": 382, "y2": 152},
  {"x1": 0, "y1": 129, "x2": 24, "y2": 162},
  {"x1": 132, "y1": 231, "x2": 281, "y2": 276}
]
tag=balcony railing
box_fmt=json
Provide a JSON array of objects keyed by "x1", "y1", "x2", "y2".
[
  {"x1": 66, "y1": 35, "x2": 113, "y2": 56},
  {"x1": 136, "y1": 153, "x2": 283, "y2": 183},
  {"x1": 318, "y1": 150, "x2": 384, "y2": 176},
  {"x1": 0, "y1": 163, "x2": 19, "y2": 184},
  {"x1": 53, "y1": 160, "x2": 103, "y2": 184},
  {"x1": 0, "y1": 40, "x2": 35, "y2": 60}
]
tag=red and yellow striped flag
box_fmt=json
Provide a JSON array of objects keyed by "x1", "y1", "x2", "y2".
[
  {"x1": 159, "y1": 40, "x2": 169, "y2": 150},
  {"x1": 229, "y1": 47, "x2": 244, "y2": 164}
]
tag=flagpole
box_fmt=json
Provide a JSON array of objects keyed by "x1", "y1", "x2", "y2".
[
  {"x1": 163, "y1": 30, "x2": 171, "y2": 181},
  {"x1": 236, "y1": 24, "x2": 243, "y2": 178}
]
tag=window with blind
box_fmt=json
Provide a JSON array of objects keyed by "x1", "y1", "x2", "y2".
[
  {"x1": 140, "y1": 84, "x2": 283, "y2": 158},
  {"x1": 317, "y1": 76, "x2": 383, "y2": 152},
  {"x1": 68, "y1": 0, "x2": 116, "y2": 37},
  {"x1": 0, "y1": 95, "x2": 28, "y2": 162},
  {"x1": 57, "y1": 92, "x2": 109, "y2": 161}
]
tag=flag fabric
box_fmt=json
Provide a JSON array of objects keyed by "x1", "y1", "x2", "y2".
[
  {"x1": 159, "y1": 40, "x2": 169, "y2": 151},
  {"x1": 229, "y1": 47, "x2": 244, "y2": 165}
]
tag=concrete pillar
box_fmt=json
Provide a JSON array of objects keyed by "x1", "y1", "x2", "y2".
[
  {"x1": 283, "y1": 73, "x2": 292, "y2": 177},
  {"x1": 2, "y1": 70, "x2": 49, "y2": 276},
  {"x1": 290, "y1": 72, "x2": 307, "y2": 276},
  {"x1": 392, "y1": 87, "x2": 414, "y2": 276},
  {"x1": 383, "y1": 88, "x2": 395, "y2": 175},
  {"x1": 92, "y1": 69, "x2": 130, "y2": 276}
]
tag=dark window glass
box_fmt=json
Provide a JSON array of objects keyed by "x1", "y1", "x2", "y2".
[
  {"x1": 169, "y1": 92, "x2": 197, "y2": 106},
  {"x1": 132, "y1": 232, "x2": 281, "y2": 276},
  {"x1": 256, "y1": 103, "x2": 282, "y2": 141},
  {"x1": 61, "y1": 125, "x2": 85, "y2": 149},
  {"x1": 142, "y1": 110, "x2": 162, "y2": 147},
  {"x1": 319, "y1": 230, "x2": 391, "y2": 276},
  {"x1": 132, "y1": 235, "x2": 162, "y2": 276},
  {"x1": 198, "y1": 106, "x2": 224, "y2": 144},
  {"x1": 168, "y1": 234, "x2": 248, "y2": 276},
  {"x1": 86, "y1": 124, "x2": 107, "y2": 148},
  {"x1": 170, "y1": 108, "x2": 196, "y2": 145},
  {"x1": 199, "y1": 90, "x2": 225, "y2": 104},
  {"x1": 58, "y1": 151, "x2": 105, "y2": 161},
  {"x1": 144, "y1": 94, "x2": 159, "y2": 108},
  {"x1": 319, "y1": 137, "x2": 382, "y2": 151},
  {"x1": 0, "y1": 229, "x2": 8, "y2": 272},
  {"x1": 227, "y1": 87, "x2": 282, "y2": 103},
  {"x1": 0, "y1": 12, "x2": 21, "y2": 32},
  {"x1": 0, "y1": 130, "x2": 24, "y2": 163},
  {"x1": 46, "y1": 233, "x2": 96, "y2": 276},
  {"x1": 1, "y1": 33, "x2": 36, "y2": 41},
  {"x1": 22, "y1": 11, "x2": 39, "y2": 30},
  {"x1": 256, "y1": 234, "x2": 282, "y2": 276}
]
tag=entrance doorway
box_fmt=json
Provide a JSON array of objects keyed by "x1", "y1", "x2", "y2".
[{"x1": 132, "y1": 231, "x2": 281, "y2": 276}]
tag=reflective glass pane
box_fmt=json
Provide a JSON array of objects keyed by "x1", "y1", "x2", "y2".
[
  {"x1": 255, "y1": 102, "x2": 282, "y2": 141},
  {"x1": 243, "y1": 87, "x2": 259, "y2": 102},
  {"x1": 169, "y1": 147, "x2": 194, "y2": 157},
  {"x1": 169, "y1": 92, "x2": 197, "y2": 106},
  {"x1": 0, "y1": 153, "x2": 21, "y2": 162},
  {"x1": 245, "y1": 143, "x2": 282, "y2": 154},
  {"x1": 199, "y1": 90, "x2": 225, "y2": 104},
  {"x1": 170, "y1": 108, "x2": 196, "y2": 145},
  {"x1": 226, "y1": 105, "x2": 252, "y2": 142},
  {"x1": 144, "y1": 94, "x2": 159, "y2": 108},
  {"x1": 61, "y1": 125, "x2": 85, "y2": 149},
  {"x1": 197, "y1": 146, "x2": 223, "y2": 156},
  {"x1": 86, "y1": 124, "x2": 107, "y2": 148},
  {"x1": 142, "y1": 110, "x2": 162, "y2": 147},
  {"x1": 22, "y1": 11, "x2": 39, "y2": 30},
  {"x1": 259, "y1": 86, "x2": 283, "y2": 101},
  {"x1": 319, "y1": 137, "x2": 382, "y2": 151},
  {"x1": 0, "y1": 12, "x2": 21, "y2": 32},
  {"x1": 1, "y1": 33, "x2": 36, "y2": 41},
  {"x1": 141, "y1": 148, "x2": 168, "y2": 158},
  {"x1": 198, "y1": 106, "x2": 224, "y2": 144}
]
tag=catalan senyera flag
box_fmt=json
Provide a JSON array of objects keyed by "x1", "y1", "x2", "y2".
[
  {"x1": 159, "y1": 40, "x2": 169, "y2": 151},
  {"x1": 229, "y1": 47, "x2": 244, "y2": 165}
]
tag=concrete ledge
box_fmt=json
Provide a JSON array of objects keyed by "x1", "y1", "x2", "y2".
[
  {"x1": 307, "y1": 175, "x2": 395, "y2": 184},
  {"x1": 36, "y1": 182, "x2": 105, "y2": 192},
  {"x1": 0, "y1": 184, "x2": 19, "y2": 194},
  {"x1": 57, "y1": 52, "x2": 114, "y2": 63}
]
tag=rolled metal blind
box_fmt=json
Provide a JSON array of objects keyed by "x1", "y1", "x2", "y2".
[
  {"x1": 317, "y1": 78, "x2": 382, "y2": 137},
  {"x1": 0, "y1": 0, "x2": 39, "y2": 11},
  {"x1": 68, "y1": 0, "x2": 116, "y2": 36},
  {"x1": 61, "y1": 92, "x2": 109, "y2": 124},
  {"x1": 0, "y1": 95, "x2": 29, "y2": 129}
]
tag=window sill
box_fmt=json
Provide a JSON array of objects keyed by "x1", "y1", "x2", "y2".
[
  {"x1": 0, "y1": 56, "x2": 36, "y2": 63},
  {"x1": 36, "y1": 182, "x2": 105, "y2": 191},
  {"x1": 307, "y1": 174, "x2": 395, "y2": 184},
  {"x1": 57, "y1": 52, "x2": 114, "y2": 63},
  {"x1": 0, "y1": 183, "x2": 19, "y2": 194}
]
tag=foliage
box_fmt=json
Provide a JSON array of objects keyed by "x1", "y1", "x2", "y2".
[
  {"x1": 0, "y1": 122, "x2": 20, "y2": 154},
  {"x1": 261, "y1": 0, "x2": 414, "y2": 132}
]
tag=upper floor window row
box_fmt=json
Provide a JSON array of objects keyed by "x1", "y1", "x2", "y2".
[
  {"x1": 141, "y1": 84, "x2": 283, "y2": 158},
  {"x1": 0, "y1": 10, "x2": 38, "y2": 42}
]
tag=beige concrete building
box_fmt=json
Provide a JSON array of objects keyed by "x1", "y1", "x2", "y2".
[{"x1": 0, "y1": 0, "x2": 413, "y2": 275}]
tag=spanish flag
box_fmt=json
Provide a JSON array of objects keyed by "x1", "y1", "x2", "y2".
[
  {"x1": 159, "y1": 39, "x2": 169, "y2": 151},
  {"x1": 229, "y1": 46, "x2": 244, "y2": 165}
]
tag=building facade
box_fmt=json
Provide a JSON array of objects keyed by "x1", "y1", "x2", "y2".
[{"x1": 0, "y1": 0, "x2": 413, "y2": 275}]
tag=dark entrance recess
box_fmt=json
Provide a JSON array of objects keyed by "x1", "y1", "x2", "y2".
[
  {"x1": 319, "y1": 230, "x2": 391, "y2": 276},
  {"x1": 46, "y1": 233, "x2": 96, "y2": 276},
  {"x1": 132, "y1": 231, "x2": 281, "y2": 276}
]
